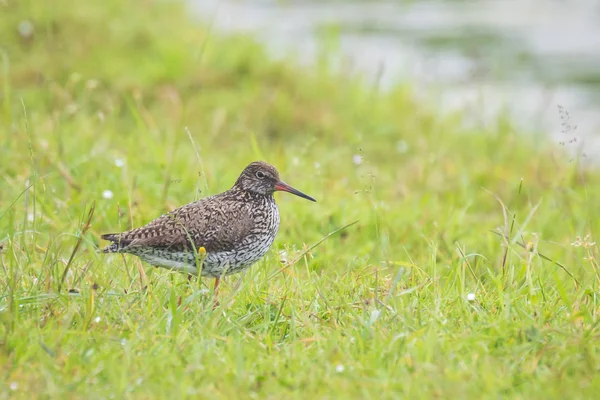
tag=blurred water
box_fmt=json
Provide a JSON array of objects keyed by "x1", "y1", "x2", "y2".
[{"x1": 190, "y1": 0, "x2": 600, "y2": 158}]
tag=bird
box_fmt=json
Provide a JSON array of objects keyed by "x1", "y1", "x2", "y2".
[{"x1": 100, "y1": 161, "x2": 316, "y2": 302}]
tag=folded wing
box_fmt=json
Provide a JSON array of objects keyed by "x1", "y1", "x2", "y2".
[{"x1": 101, "y1": 198, "x2": 254, "y2": 254}]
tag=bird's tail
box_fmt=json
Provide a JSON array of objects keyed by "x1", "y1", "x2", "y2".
[{"x1": 98, "y1": 233, "x2": 123, "y2": 253}]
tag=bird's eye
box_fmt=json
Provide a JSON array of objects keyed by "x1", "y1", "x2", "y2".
[{"x1": 256, "y1": 171, "x2": 265, "y2": 179}]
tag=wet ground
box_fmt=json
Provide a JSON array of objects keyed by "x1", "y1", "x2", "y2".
[{"x1": 190, "y1": 0, "x2": 600, "y2": 159}]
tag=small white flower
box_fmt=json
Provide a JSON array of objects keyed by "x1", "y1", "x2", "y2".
[
  {"x1": 335, "y1": 364, "x2": 345, "y2": 373},
  {"x1": 352, "y1": 154, "x2": 363, "y2": 165},
  {"x1": 9, "y1": 382, "x2": 18, "y2": 391},
  {"x1": 396, "y1": 140, "x2": 408, "y2": 153},
  {"x1": 94, "y1": 316, "x2": 101, "y2": 323},
  {"x1": 17, "y1": 20, "x2": 34, "y2": 39},
  {"x1": 120, "y1": 339, "x2": 127, "y2": 347},
  {"x1": 27, "y1": 212, "x2": 34, "y2": 222},
  {"x1": 279, "y1": 250, "x2": 288, "y2": 264},
  {"x1": 369, "y1": 309, "x2": 381, "y2": 324},
  {"x1": 466, "y1": 293, "x2": 476, "y2": 301},
  {"x1": 114, "y1": 158, "x2": 125, "y2": 168},
  {"x1": 102, "y1": 190, "x2": 114, "y2": 199}
]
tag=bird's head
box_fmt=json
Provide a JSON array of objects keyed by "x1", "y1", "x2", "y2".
[{"x1": 234, "y1": 161, "x2": 316, "y2": 202}]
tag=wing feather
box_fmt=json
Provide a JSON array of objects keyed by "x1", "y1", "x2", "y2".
[{"x1": 101, "y1": 196, "x2": 254, "y2": 253}]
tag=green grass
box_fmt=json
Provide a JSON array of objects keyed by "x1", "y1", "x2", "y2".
[{"x1": 2, "y1": 0, "x2": 600, "y2": 398}]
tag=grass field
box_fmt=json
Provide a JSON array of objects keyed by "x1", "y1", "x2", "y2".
[{"x1": 2, "y1": 0, "x2": 600, "y2": 398}]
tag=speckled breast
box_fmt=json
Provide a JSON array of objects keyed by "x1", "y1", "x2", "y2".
[{"x1": 199, "y1": 200, "x2": 280, "y2": 277}]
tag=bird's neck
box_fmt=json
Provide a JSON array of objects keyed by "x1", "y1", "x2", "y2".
[{"x1": 229, "y1": 186, "x2": 273, "y2": 203}]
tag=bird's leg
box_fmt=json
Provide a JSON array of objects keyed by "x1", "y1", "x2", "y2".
[{"x1": 212, "y1": 277, "x2": 221, "y2": 309}]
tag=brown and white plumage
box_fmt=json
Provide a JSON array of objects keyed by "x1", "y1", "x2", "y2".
[{"x1": 101, "y1": 161, "x2": 316, "y2": 293}]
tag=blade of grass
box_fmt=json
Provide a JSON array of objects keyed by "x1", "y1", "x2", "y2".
[
  {"x1": 267, "y1": 220, "x2": 359, "y2": 281},
  {"x1": 58, "y1": 203, "x2": 96, "y2": 293}
]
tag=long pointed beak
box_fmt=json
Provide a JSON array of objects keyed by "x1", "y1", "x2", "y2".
[{"x1": 274, "y1": 181, "x2": 317, "y2": 202}]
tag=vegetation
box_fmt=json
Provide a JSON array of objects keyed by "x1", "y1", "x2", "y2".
[{"x1": 1, "y1": 0, "x2": 599, "y2": 398}]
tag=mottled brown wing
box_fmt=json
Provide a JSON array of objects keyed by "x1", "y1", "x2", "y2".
[{"x1": 104, "y1": 197, "x2": 254, "y2": 253}]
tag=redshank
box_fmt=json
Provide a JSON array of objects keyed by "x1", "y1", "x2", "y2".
[{"x1": 101, "y1": 161, "x2": 316, "y2": 298}]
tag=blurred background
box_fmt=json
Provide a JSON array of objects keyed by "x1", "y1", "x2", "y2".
[
  {"x1": 193, "y1": 0, "x2": 600, "y2": 156},
  {"x1": 3, "y1": 1, "x2": 600, "y2": 396}
]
